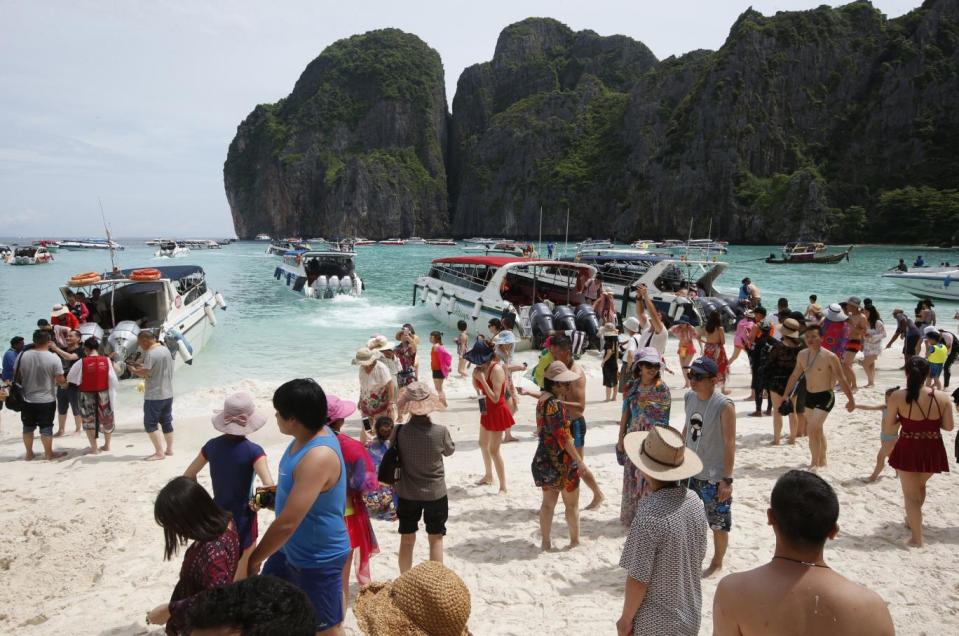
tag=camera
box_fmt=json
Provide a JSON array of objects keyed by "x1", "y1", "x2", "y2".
[{"x1": 251, "y1": 486, "x2": 276, "y2": 510}]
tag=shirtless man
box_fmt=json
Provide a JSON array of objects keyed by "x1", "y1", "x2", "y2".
[
  {"x1": 529, "y1": 334, "x2": 604, "y2": 510},
  {"x1": 784, "y1": 325, "x2": 855, "y2": 469},
  {"x1": 713, "y1": 470, "x2": 894, "y2": 636},
  {"x1": 842, "y1": 296, "x2": 867, "y2": 391}
]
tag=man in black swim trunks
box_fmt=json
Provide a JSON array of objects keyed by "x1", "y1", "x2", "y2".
[{"x1": 784, "y1": 325, "x2": 855, "y2": 470}]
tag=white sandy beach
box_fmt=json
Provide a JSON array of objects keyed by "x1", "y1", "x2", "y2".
[{"x1": 1, "y1": 345, "x2": 958, "y2": 635}]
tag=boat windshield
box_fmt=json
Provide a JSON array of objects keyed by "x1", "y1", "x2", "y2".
[
  {"x1": 501, "y1": 264, "x2": 590, "y2": 306},
  {"x1": 428, "y1": 262, "x2": 495, "y2": 292},
  {"x1": 303, "y1": 254, "x2": 355, "y2": 280},
  {"x1": 15, "y1": 247, "x2": 38, "y2": 257}
]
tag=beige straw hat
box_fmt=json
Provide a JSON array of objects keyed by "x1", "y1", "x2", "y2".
[
  {"x1": 623, "y1": 426, "x2": 703, "y2": 481},
  {"x1": 354, "y1": 561, "x2": 471, "y2": 636},
  {"x1": 397, "y1": 381, "x2": 447, "y2": 418},
  {"x1": 352, "y1": 347, "x2": 383, "y2": 366},
  {"x1": 544, "y1": 360, "x2": 579, "y2": 383}
]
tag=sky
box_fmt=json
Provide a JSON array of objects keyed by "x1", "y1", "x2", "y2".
[{"x1": 0, "y1": 0, "x2": 921, "y2": 238}]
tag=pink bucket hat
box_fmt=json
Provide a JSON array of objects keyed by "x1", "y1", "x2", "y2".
[
  {"x1": 212, "y1": 392, "x2": 267, "y2": 436},
  {"x1": 326, "y1": 394, "x2": 357, "y2": 423}
]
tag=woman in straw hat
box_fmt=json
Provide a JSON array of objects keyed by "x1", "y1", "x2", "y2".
[
  {"x1": 354, "y1": 561, "x2": 471, "y2": 636},
  {"x1": 183, "y1": 392, "x2": 273, "y2": 581},
  {"x1": 617, "y1": 427, "x2": 708, "y2": 636},
  {"x1": 325, "y1": 394, "x2": 380, "y2": 608},
  {"x1": 532, "y1": 361, "x2": 594, "y2": 550},
  {"x1": 465, "y1": 340, "x2": 514, "y2": 492},
  {"x1": 394, "y1": 382, "x2": 455, "y2": 573},
  {"x1": 354, "y1": 347, "x2": 396, "y2": 443},
  {"x1": 617, "y1": 347, "x2": 671, "y2": 526}
]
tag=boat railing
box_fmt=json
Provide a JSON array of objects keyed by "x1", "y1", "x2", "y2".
[{"x1": 428, "y1": 264, "x2": 493, "y2": 292}]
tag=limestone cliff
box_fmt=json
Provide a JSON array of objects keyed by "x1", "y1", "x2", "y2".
[{"x1": 224, "y1": 29, "x2": 449, "y2": 239}]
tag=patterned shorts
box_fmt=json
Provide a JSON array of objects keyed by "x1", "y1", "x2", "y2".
[
  {"x1": 689, "y1": 477, "x2": 732, "y2": 532},
  {"x1": 78, "y1": 391, "x2": 115, "y2": 434}
]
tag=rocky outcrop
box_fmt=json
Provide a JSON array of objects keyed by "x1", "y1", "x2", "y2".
[
  {"x1": 224, "y1": 29, "x2": 449, "y2": 239},
  {"x1": 449, "y1": 2, "x2": 959, "y2": 243},
  {"x1": 226, "y1": 2, "x2": 959, "y2": 244}
]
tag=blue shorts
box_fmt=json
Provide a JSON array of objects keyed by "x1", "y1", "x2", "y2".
[
  {"x1": 143, "y1": 398, "x2": 173, "y2": 433},
  {"x1": 689, "y1": 477, "x2": 732, "y2": 532},
  {"x1": 929, "y1": 363, "x2": 944, "y2": 379},
  {"x1": 262, "y1": 550, "x2": 349, "y2": 631},
  {"x1": 56, "y1": 385, "x2": 80, "y2": 416},
  {"x1": 570, "y1": 416, "x2": 586, "y2": 449}
]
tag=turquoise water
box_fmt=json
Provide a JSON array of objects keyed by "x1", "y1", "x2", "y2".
[{"x1": 0, "y1": 241, "x2": 955, "y2": 390}]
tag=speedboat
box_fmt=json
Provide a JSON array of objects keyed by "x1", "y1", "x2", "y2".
[
  {"x1": 578, "y1": 238, "x2": 614, "y2": 250},
  {"x1": 266, "y1": 239, "x2": 311, "y2": 256},
  {"x1": 406, "y1": 237, "x2": 427, "y2": 245},
  {"x1": 882, "y1": 267, "x2": 959, "y2": 301},
  {"x1": 255, "y1": 233, "x2": 271, "y2": 241},
  {"x1": 61, "y1": 265, "x2": 226, "y2": 376},
  {"x1": 60, "y1": 239, "x2": 125, "y2": 251},
  {"x1": 426, "y1": 239, "x2": 457, "y2": 246},
  {"x1": 463, "y1": 241, "x2": 534, "y2": 256},
  {"x1": 12, "y1": 245, "x2": 54, "y2": 265},
  {"x1": 462, "y1": 237, "x2": 504, "y2": 247},
  {"x1": 155, "y1": 241, "x2": 191, "y2": 258},
  {"x1": 181, "y1": 240, "x2": 222, "y2": 250},
  {"x1": 32, "y1": 240, "x2": 60, "y2": 253},
  {"x1": 566, "y1": 251, "x2": 740, "y2": 330},
  {"x1": 413, "y1": 256, "x2": 601, "y2": 349},
  {"x1": 379, "y1": 238, "x2": 406, "y2": 246},
  {"x1": 273, "y1": 246, "x2": 362, "y2": 299}
]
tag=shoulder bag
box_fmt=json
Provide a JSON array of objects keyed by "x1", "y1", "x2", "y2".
[
  {"x1": 4, "y1": 353, "x2": 25, "y2": 412},
  {"x1": 377, "y1": 424, "x2": 404, "y2": 486}
]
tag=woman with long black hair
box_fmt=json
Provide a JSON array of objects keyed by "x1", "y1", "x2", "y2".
[
  {"x1": 147, "y1": 476, "x2": 239, "y2": 634},
  {"x1": 701, "y1": 310, "x2": 730, "y2": 395},
  {"x1": 884, "y1": 356, "x2": 954, "y2": 547}
]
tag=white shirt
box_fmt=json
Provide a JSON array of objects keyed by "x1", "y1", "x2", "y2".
[
  {"x1": 359, "y1": 360, "x2": 392, "y2": 398},
  {"x1": 640, "y1": 325, "x2": 669, "y2": 356}
]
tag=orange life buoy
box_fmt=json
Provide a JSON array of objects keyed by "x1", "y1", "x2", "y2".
[
  {"x1": 69, "y1": 272, "x2": 101, "y2": 285},
  {"x1": 130, "y1": 268, "x2": 162, "y2": 281}
]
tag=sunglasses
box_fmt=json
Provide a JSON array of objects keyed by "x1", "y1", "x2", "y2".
[{"x1": 687, "y1": 372, "x2": 714, "y2": 381}]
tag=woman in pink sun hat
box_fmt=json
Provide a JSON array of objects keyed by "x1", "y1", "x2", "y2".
[
  {"x1": 184, "y1": 392, "x2": 274, "y2": 581},
  {"x1": 325, "y1": 394, "x2": 380, "y2": 609}
]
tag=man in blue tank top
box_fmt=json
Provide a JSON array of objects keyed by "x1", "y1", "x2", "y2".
[{"x1": 247, "y1": 379, "x2": 350, "y2": 635}]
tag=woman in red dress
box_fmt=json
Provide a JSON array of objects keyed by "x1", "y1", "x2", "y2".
[
  {"x1": 885, "y1": 356, "x2": 954, "y2": 547},
  {"x1": 466, "y1": 340, "x2": 514, "y2": 493}
]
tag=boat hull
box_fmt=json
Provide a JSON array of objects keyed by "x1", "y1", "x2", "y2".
[{"x1": 883, "y1": 271, "x2": 959, "y2": 301}]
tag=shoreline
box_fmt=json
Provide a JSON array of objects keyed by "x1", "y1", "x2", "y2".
[{"x1": 1, "y1": 345, "x2": 957, "y2": 634}]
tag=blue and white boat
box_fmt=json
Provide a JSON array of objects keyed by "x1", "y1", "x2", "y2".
[
  {"x1": 60, "y1": 265, "x2": 226, "y2": 377},
  {"x1": 273, "y1": 246, "x2": 362, "y2": 299},
  {"x1": 882, "y1": 267, "x2": 959, "y2": 301}
]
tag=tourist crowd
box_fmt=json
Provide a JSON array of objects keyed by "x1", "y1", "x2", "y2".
[{"x1": 5, "y1": 279, "x2": 957, "y2": 635}]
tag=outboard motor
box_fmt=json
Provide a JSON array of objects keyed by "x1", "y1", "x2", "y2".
[
  {"x1": 340, "y1": 275, "x2": 353, "y2": 292},
  {"x1": 107, "y1": 320, "x2": 141, "y2": 377},
  {"x1": 552, "y1": 305, "x2": 577, "y2": 332},
  {"x1": 316, "y1": 275, "x2": 328, "y2": 290},
  {"x1": 78, "y1": 322, "x2": 104, "y2": 343},
  {"x1": 327, "y1": 275, "x2": 339, "y2": 298},
  {"x1": 529, "y1": 303, "x2": 555, "y2": 349},
  {"x1": 574, "y1": 303, "x2": 601, "y2": 350}
]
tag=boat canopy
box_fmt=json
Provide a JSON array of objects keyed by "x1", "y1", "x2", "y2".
[
  {"x1": 432, "y1": 256, "x2": 528, "y2": 267},
  {"x1": 112, "y1": 265, "x2": 205, "y2": 280}
]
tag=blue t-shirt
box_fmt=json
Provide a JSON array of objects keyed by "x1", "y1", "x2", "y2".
[
  {"x1": 201, "y1": 435, "x2": 265, "y2": 548},
  {"x1": 276, "y1": 432, "x2": 350, "y2": 567},
  {"x1": 2, "y1": 348, "x2": 18, "y2": 382}
]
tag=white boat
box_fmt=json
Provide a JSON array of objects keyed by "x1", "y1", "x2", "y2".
[
  {"x1": 882, "y1": 268, "x2": 959, "y2": 301},
  {"x1": 61, "y1": 265, "x2": 226, "y2": 376},
  {"x1": 567, "y1": 251, "x2": 739, "y2": 330},
  {"x1": 254, "y1": 233, "x2": 271, "y2": 241},
  {"x1": 12, "y1": 245, "x2": 54, "y2": 265},
  {"x1": 32, "y1": 240, "x2": 60, "y2": 253},
  {"x1": 578, "y1": 238, "x2": 614, "y2": 249},
  {"x1": 379, "y1": 238, "x2": 406, "y2": 246},
  {"x1": 60, "y1": 239, "x2": 125, "y2": 251},
  {"x1": 266, "y1": 239, "x2": 311, "y2": 256},
  {"x1": 406, "y1": 237, "x2": 427, "y2": 245},
  {"x1": 273, "y1": 247, "x2": 362, "y2": 299},
  {"x1": 413, "y1": 256, "x2": 599, "y2": 349},
  {"x1": 155, "y1": 241, "x2": 191, "y2": 258},
  {"x1": 462, "y1": 241, "x2": 535, "y2": 256},
  {"x1": 426, "y1": 238, "x2": 457, "y2": 246},
  {"x1": 462, "y1": 237, "x2": 505, "y2": 247},
  {"x1": 181, "y1": 239, "x2": 222, "y2": 250}
]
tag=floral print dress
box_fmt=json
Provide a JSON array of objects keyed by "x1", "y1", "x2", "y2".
[
  {"x1": 531, "y1": 395, "x2": 580, "y2": 491},
  {"x1": 620, "y1": 379, "x2": 671, "y2": 525}
]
